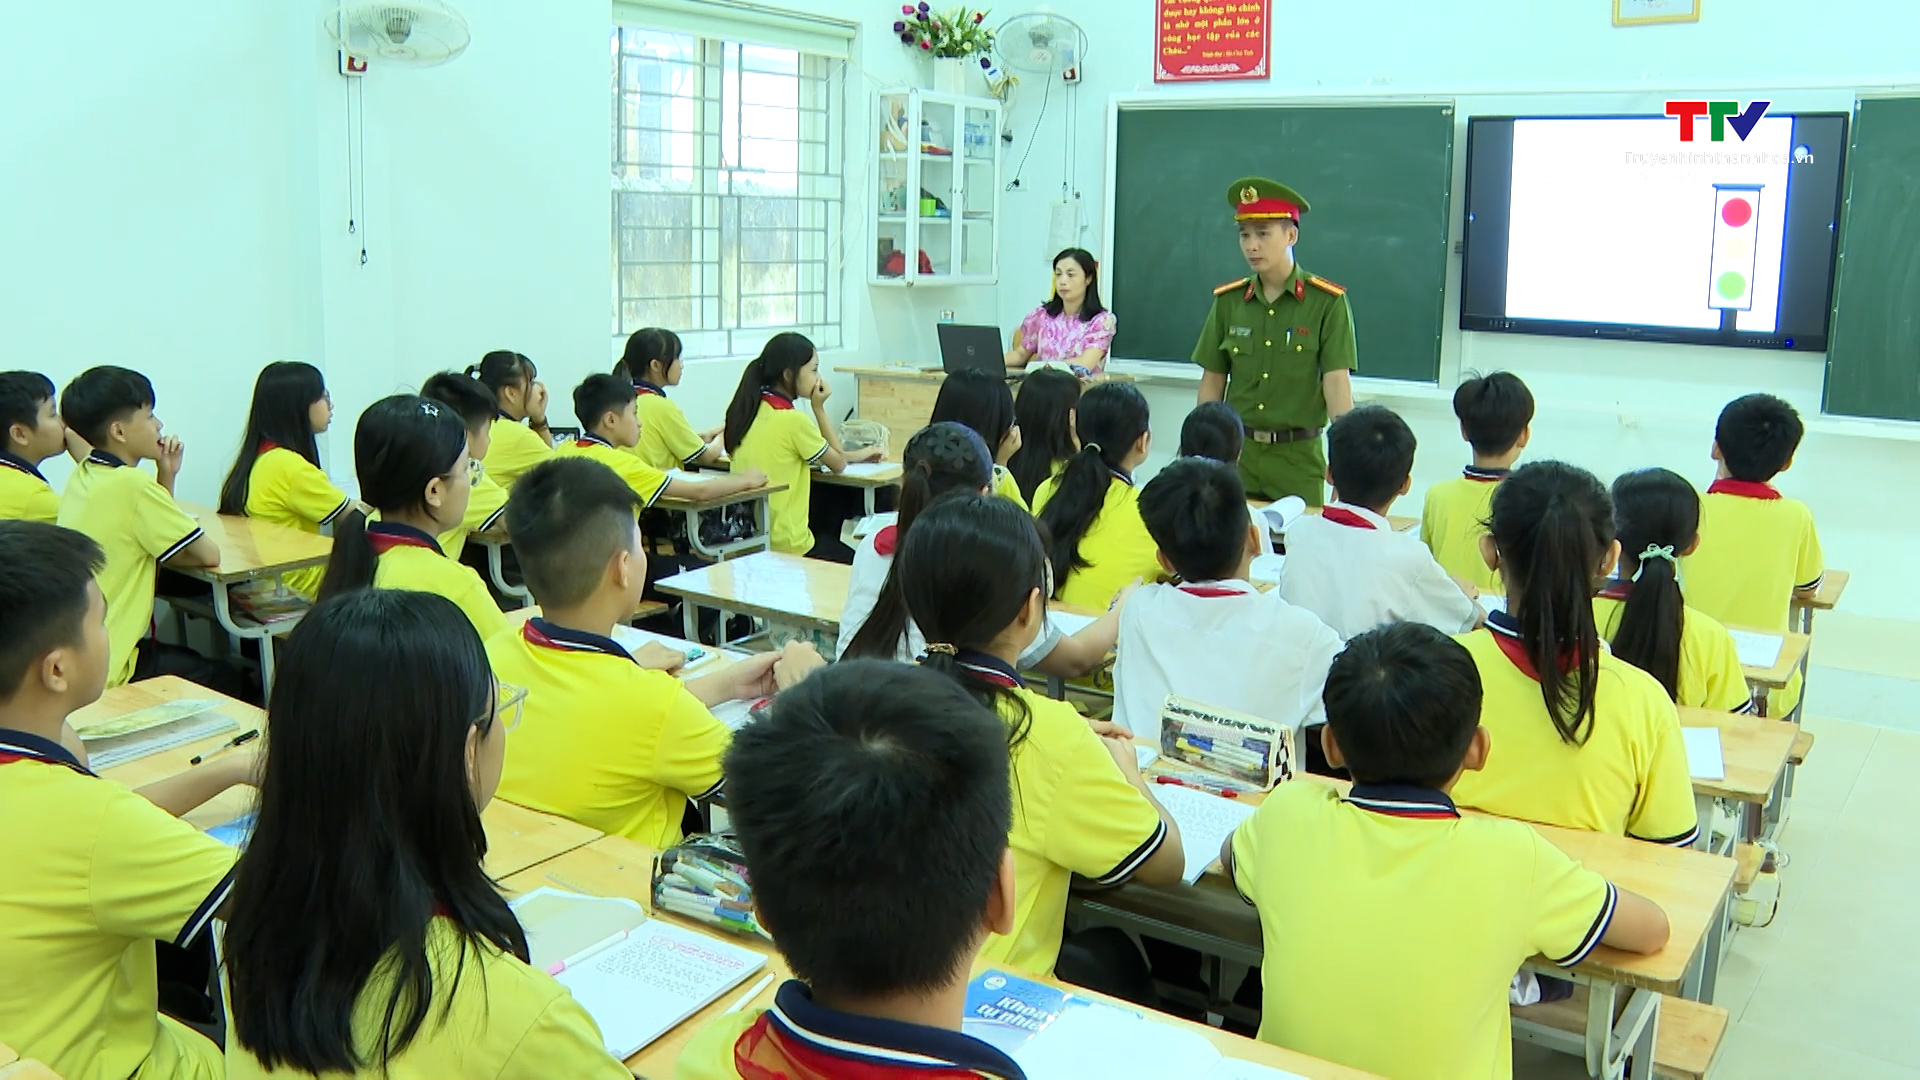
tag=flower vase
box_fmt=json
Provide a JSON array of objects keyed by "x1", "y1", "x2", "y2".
[{"x1": 930, "y1": 56, "x2": 973, "y2": 95}]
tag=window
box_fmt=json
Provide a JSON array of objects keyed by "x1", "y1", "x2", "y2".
[{"x1": 613, "y1": 27, "x2": 845, "y2": 359}]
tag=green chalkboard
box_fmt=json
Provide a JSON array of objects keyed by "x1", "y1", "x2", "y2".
[
  {"x1": 1108, "y1": 103, "x2": 1454, "y2": 382},
  {"x1": 1826, "y1": 97, "x2": 1920, "y2": 421}
]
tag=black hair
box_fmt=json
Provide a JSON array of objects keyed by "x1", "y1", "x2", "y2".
[
  {"x1": 1453, "y1": 371, "x2": 1535, "y2": 458},
  {"x1": 1006, "y1": 368, "x2": 1081, "y2": 504},
  {"x1": 0, "y1": 372, "x2": 56, "y2": 451},
  {"x1": 0, "y1": 522, "x2": 105, "y2": 699},
  {"x1": 506, "y1": 458, "x2": 644, "y2": 610},
  {"x1": 899, "y1": 494, "x2": 1046, "y2": 749},
  {"x1": 1715, "y1": 393, "x2": 1804, "y2": 482},
  {"x1": 1138, "y1": 458, "x2": 1248, "y2": 583},
  {"x1": 317, "y1": 396, "x2": 469, "y2": 601},
  {"x1": 227, "y1": 589, "x2": 521, "y2": 1073},
  {"x1": 1488, "y1": 461, "x2": 1614, "y2": 745},
  {"x1": 1324, "y1": 622, "x2": 1485, "y2": 789},
  {"x1": 930, "y1": 370, "x2": 1016, "y2": 461},
  {"x1": 1327, "y1": 405, "x2": 1416, "y2": 510},
  {"x1": 1608, "y1": 468, "x2": 1699, "y2": 702},
  {"x1": 724, "y1": 332, "x2": 816, "y2": 453},
  {"x1": 219, "y1": 362, "x2": 329, "y2": 517},
  {"x1": 420, "y1": 372, "x2": 499, "y2": 433},
  {"x1": 617, "y1": 327, "x2": 685, "y2": 386},
  {"x1": 1040, "y1": 248, "x2": 1107, "y2": 323},
  {"x1": 464, "y1": 351, "x2": 536, "y2": 419},
  {"x1": 60, "y1": 366, "x2": 156, "y2": 449},
  {"x1": 1178, "y1": 401, "x2": 1245, "y2": 464},
  {"x1": 725, "y1": 660, "x2": 1010, "y2": 999},
  {"x1": 1035, "y1": 382, "x2": 1150, "y2": 591},
  {"x1": 573, "y1": 374, "x2": 635, "y2": 435},
  {"x1": 844, "y1": 423, "x2": 993, "y2": 661}
]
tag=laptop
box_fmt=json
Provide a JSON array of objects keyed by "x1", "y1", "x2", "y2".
[{"x1": 937, "y1": 324, "x2": 1007, "y2": 377}]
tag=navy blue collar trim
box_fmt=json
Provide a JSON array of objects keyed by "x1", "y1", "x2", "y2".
[
  {"x1": 578, "y1": 431, "x2": 616, "y2": 449},
  {"x1": 1345, "y1": 783, "x2": 1459, "y2": 818},
  {"x1": 0, "y1": 450, "x2": 47, "y2": 482},
  {"x1": 949, "y1": 648, "x2": 1021, "y2": 688},
  {"x1": 365, "y1": 520, "x2": 445, "y2": 556},
  {"x1": 524, "y1": 618, "x2": 635, "y2": 664},
  {"x1": 0, "y1": 727, "x2": 93, "y2": 775},
  {"x1": 1463, "y1": 465, "x2": 1510, "y2": 481},
  {"x1": 496, "y1": 410, "x2": 516, "y2": 422},
  {"x1": 633, "y1": 379, "x2": 667, "y2": 397},
  {"x1": 766, "y1": 979, "x2": 1026, "y2": 1079},
  {"x1": 1486, "y1": 609, "x2": 1522, "y2": 639},
  {"x1": 86, "y1": 449, "x2": 129, "y2": 468},
  {"x1": 1108, "y1": 467, "x2": 1134, "y2": 487}
]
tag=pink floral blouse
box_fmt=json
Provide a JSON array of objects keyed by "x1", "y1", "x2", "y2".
[{"x1": 1017, "y1": 305, "x2": 1118, "y2": 376}]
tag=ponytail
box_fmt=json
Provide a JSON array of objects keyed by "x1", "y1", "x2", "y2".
[
  {"x1": 316, "y1": 509, "x2": 375, "y2": 600},
  {"x1": 845, "y1": 424, "x2": 993, "y2": 661},
  {"x1": 1035, "y1": 382, "x2": 1150, "y2": 593},
  {"x1": 317, "y1": 395, "x2": 468, "y2": 603},
  {"x1": 1608, "y1": 468, "x2": 1699, "y2": 702},
  {"x1": 724, "y1": 332, "x2": 816, "y2": 453},
  {"x1": 1488, "y1": 462, "x2": 1614, "y2": 745}
]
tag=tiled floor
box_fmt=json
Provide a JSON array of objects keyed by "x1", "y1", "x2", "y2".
[{"x1": 1516, "y1": 706, "x2": 1920, "y2": 1078}]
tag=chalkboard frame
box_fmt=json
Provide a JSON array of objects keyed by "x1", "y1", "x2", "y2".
[{"x1": 1101, "y1": 96, "x2": 1456, "y2": 384}]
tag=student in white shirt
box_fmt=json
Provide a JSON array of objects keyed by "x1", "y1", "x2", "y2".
[
  {"x1": 1179, "y1": 402, "x2": 1276, "y2": 559},
  {"x1": 1116, "y1": 458, "x2": 1341, "y2": 746},
  {"x1": 838, "y1": 422, "x2": 1123, "y2": 676},
  {"x1": 1280, "y1": 406, "x2": 1482, "y2": 639}
]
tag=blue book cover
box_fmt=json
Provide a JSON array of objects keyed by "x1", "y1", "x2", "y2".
[
  {"x1": 962, "y1": 969, "x2": 1104, "y2": 1054},
  {"x1": 207, "y1": 811, "x2": 257, "y2": 849}
]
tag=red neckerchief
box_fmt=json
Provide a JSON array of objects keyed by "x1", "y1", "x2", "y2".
[
  {"x1": 632, "y1": 380, "x2": 667, "y2": 398},
  {"x1": 575, "y1": 432, "x2": 616, "y2": 451},
  {"x1": 760, "y1": 389, "x2": 797, "y2": 411},
  {"x1": 1319, "y1": 505, "x2": 1377, "y2": 530},
  {"x1": 259, "y1": 439, "x2": 283, "y2": 453},
  {"x1": 873, "y1": 525, "x2": 899, "y2": 557},
  {"x1": 1485, "y1": 611, "x2": 1582, "y2": 681},
  {"x1": 1707, "y1": 478, "x2": 1781, "y2": 500},
  {"x1": 1177, "y1": 583, "x2": 1248, "y2": 598},
  {"x1": 365, "y1": 523, "x2": 442, "y2": 557},
  {"x1": 733, "y1": 1014, "x2": 1003, "y2": 1080}
]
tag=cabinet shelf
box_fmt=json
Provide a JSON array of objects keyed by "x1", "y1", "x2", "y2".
[{"x1": 872, "y1": 88, "x2": 1000, "y2": 286}]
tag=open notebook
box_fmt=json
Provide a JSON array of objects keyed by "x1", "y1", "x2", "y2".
[
  {"x1": 510, "y1": 888, "x2": 766, "y2": 1059},
  {"x1": 75, "y1": 699, "x2": 240, "y2": 770}
]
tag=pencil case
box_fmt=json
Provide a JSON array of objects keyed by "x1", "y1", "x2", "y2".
[
  {"x1": 1157, "y1": 695, "x2": 1292, "y2": 790},
  {"x1": 651, "y1": 833, "x2": 767, "y2": 940}
]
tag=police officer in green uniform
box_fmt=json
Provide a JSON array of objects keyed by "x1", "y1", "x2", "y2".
[{"x1": 1191, "y1": 177, "x2": 1356, "y2": 505}]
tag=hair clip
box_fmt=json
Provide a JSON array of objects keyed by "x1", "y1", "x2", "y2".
[
  {"x1": 923, "y1": 643, "x2": 958, "y2": 656},
  {"x1": 1082, "y1": 441, "x2": 1103, "y2": 455},
  {"x1": 420, "y1": 402, "x2": 441, "y2": 416},
  {"x1": 1631, "y1": 543, "x2": 1677, "y2": 582}
]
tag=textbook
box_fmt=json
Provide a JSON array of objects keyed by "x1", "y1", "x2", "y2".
[
  {"x1": 609, "y1": 624, "x2": 714, "y2": 673},
  {"x1": 1252, "y1": 496, "x2": 1307, "y2": 537},
  {"x1": 962, "y1": 969, "x2": 1111, "y2": 1055},
  {"x1": 76, "y1": 700, "x2": 240, "y2": 770},
  {"x1": 510, "y1": 889, "x2": 766, "y2": 1058},
  {"x1": 1011, "y1": 1004, "x2": 1306, "y2": 1080}
]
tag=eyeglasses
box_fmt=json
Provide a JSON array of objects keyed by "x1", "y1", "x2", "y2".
[{"x1": 487, "y1": 683, "x2": 528, "y2": 733}]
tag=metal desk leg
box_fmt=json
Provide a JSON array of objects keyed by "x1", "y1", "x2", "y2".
[
  {"x1": 682, "y1": 597, "x2": 700, "y2": 641},
  {"x1": 486, "y1": 541, "x2": 531, "y2": 608},
  {"x1": 1047, "y1": 674, "x2": 1066, "y2": 699},
  {"x1": 1584, "y1": 981, "x2": 1661, "y2": 1080},
  {"x1": 864, "y1": 486, "x2": 878, "y2": 516}
]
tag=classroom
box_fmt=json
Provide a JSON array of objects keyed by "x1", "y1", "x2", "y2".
[{"x1": 4, "y1": 0, "x2": 1918, "y2": 1078}]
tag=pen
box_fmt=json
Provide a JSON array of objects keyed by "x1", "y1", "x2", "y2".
[
  {"x1": 544, "y1": 928, "x2": 632, "y2": 975},
  {"x1": 1154, "y1": 775, "x2": 1240, "y2": 799},
  {"x1": 723, "y1": 973, "x2": 776, "y2": 1015},
  {"x1": 191, "y1": 729, "x2": 259, "y2": 766}
]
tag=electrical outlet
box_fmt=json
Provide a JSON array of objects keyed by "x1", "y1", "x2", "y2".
[{"x1": 1062, "y1": 66, "x2": 1080, "y2": 83}]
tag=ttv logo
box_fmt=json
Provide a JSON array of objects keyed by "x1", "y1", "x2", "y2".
[{"x1": 1666, "y1": 101, "x2": 1771, "y2": 142}]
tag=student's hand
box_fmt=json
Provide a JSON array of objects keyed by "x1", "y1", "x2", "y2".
[
  {"x1": 1110, "y1": 577, "x2": 1144, "y2": 612},
  {"x1": 722, "y1": 651, "x2": 783, "y2": 700},
  {"x1": 156, "y1": 435, "x2": 185, "y2": 482},
  {"x1": 737, "y1": 466, "x2": 770, "y2": 488},
  {"x1": 810, "y1": 381, "x2": 833, "y2": 408},
  {"x1": 1086, "y1": 718, "x2": 1133, "y2": 740},
  {"x1": 633, "y1": 641, "x2": 688, "y2": 672},
  {"x1": 699, "y1": 424, "x2": 725, "y2": 442},
  {"x1": 772, "y1": 641, "x2": 825, "y2": 690},
  {"x1": 1101, "y1": 733, "x2": 1145, "y2": 783},
  {"x1": 528, "y1": 382, "x2": 551, "y2": 427},
  {"x1": 855, "y1": 446, "x2": 886, "y2": 464},
  {"x1": 64, "y1": 427, "x2": 92, "y2": 459}
]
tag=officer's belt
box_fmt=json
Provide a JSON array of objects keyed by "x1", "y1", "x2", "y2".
[{"x1": 1247, "y1": 426, "x2": 1323, "y2": 444}]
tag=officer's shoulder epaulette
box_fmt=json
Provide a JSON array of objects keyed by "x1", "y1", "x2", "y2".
[
  {"x1": 1307, "y1": 274, "x2": 1345, "y2": 296},
  {"x1": 1214, "y1": 277, "x2": 1250, "y2": 297}
]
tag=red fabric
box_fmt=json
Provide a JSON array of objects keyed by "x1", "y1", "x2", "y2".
[
  {"x1": 1489, "y1": 629, "x2": 1584, "y2": 682},
  {"x1": 733, "y1": 1015, "x2": 990, "y2": 1080},
  {"x1": 574, "y1": 438, "x2": 596, "y2": 448},
  {"x1": 0, "y1": 749, "x2": 88, "y2": 775},
  {"x1": 1707, "y1": 478, "x2": 1782, "y2": 500},
  {"x1": 1319, "y1": 506, "x2": 1377, "y2": 530},
  {"x1": 873, "y1": 525, "x2": 899, "y2": 557},
  {"x1": 1177, "y1": 584, "x2": 1244, "y2": 598},
  {"x1": 259, "y1": 439, "x2": 283, "y2": 453},
  {"x1": 760, "y1": 391, "x2": 797, "y2": 411},
  {"x1": 367, "y1": 531, "x2": 438, "y2": 556},
  {"x1": 1233, "y1": 197, "x2": 1301, "y2": 222}
]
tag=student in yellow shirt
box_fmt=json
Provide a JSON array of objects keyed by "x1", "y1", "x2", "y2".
[
  {"x1": 485, "y1": 457, "x2": 818, "y2": 847},
  {"x1": 317, "y1": 395, "x2": 507, "y2": 641},
  {"x1": 217, "y1": 362, "x2": 351, "y2": 598},
  {"x1": 558, "y1": 374, "x2": 768, "y2": 509},
  {"x1": 224, "y1": 588, "x2": 631, "y2": 1079},
  {"x1": 676, "y1": 660, "x2": 1030, "y2": 1080},
  {"x1": 0, "y1": 522, "x2": 257, "y2": 1080},
  {"x1": 1451, "y1": 462, "x2": 1699, "y2": 845},
  {"x1": 1006, "y1": 366, "x2": 1080, "y2": 506},
  {"x1": 1599, "y1": 468, "x2": 1754, "y2": 713},
  {"x1": 1681, "y1": 393, "x2": 1823, "y2": 716},
  {"x1": 0, "y1": 371, "x2": 76, "y2": 523},
  {"x1": 930, "y1": 369, "x2": 1027, "y2": 508},
  {"x1": 58, "y1": 366, "x2": 221, "y2": 687},
  {"x1": 466, "y1": 350, "x2": 553, "y2": 488},
  {"x1": 617, "y1": 327, "x2": 726, "y2": 470},
  {"x1": 902, "y1": 493, "x2": 1183, "y2": 982},
  {"x1": 420, "y1": 371, "x2": 509, "y2": 559},
  {"x1": 1421, "y1": 371, "x2": 1533, "y2": 594},
  {"x1": 722, "y1": 332, "x2": 883, "y2": 562},
  {"x1": 1033, "y1": 382, "x2": 1168, "y2": 610},
  {"x1": 1224, "y1": 622, "x2": 1669, "y2": 1080}
]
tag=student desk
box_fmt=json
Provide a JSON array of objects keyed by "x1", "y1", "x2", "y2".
[
  {"x1": 813, "y1": 461, "x2": 902, "y2": 515},
  {"x1": 504, "y1": 834, "x2": 1383, "y2": 1080},
  {"x1": 470, "y1": 525, "x2": 532, "y2": 607},
  {"x1": 1785, "y1": 569, "x2": 1847, "y2": 723},
  {"x1": 654, "y1": 551, "x2": 848, "y2": 644},
  {"x1": 1069, "y1": 777, "x2": 1734, "y2": 1080},
  {"x1": 656, "y1": 473, "x2": 787, "y2": 560},
  {"x1": 1728, "y1": 624, "x2": 1812, "y2": 691},
  {"x1": 173, "y1": 502, "x2": 333, "y2": 693},
  {"x1": 480, "y1": 799, "x2": 603, "y2": 879},
  {"x1": 86, "y1": 675, "x2": 264, "y2": 830}
]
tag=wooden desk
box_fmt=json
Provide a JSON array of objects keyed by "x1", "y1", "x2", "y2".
[
  {"x1": 843, "y1": 365, "x2": 951, "y2": 461},
  {"x1": 1792, "y1": 569, "x2": 1848, "y2": 621},
  {"x1": 175, "y1": 502, "x2": 334, "y2": 693},
  {"x1": 813, "y1": 462, "x2": 903, "y2": 516},
  {"x1": 87, "y1": 676, "x2": 263, "y2": 830},
  {"x1": 1727, "y1": 624, "x2": 1812, "y2": 690},
  {"x1": 654, "y1": 552, "x2": 848, "y2": 643},
  {"x1": 480, "y1": 799, "x2": 602, "y2": 879},
  {"x1": 503, "y1": 835, "x2": 1381, "y2": 1080},
  {"x1": 656, "y1": 473, "x2": 788, "y2": 560}
]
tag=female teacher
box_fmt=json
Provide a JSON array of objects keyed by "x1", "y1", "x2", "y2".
[{"x1": 1005, "y1": 247, "x2": 1117, "y2": 379}]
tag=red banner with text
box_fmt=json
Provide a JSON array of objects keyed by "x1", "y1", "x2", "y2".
[{"x1": 1155, "y1": 0, "x2": 1270, "y2": 83}]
